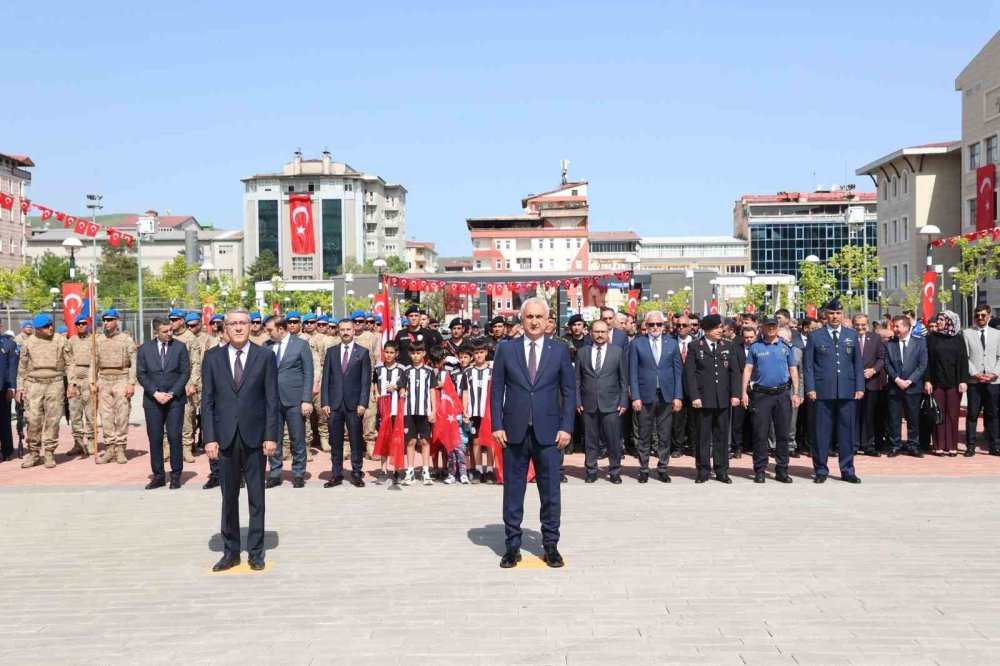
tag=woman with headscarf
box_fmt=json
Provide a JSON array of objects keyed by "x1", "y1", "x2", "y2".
[{"x1": 924, "y1": 310, "x2": 969, "y2": 456}]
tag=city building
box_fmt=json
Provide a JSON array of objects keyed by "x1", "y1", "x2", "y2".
[
  {"x1": 27, "y1": 214, "x2": 244, "y2": 278},
  {"x1": 856, "y1": 141, "x2": 962, "y2": 307},
  {"x1": 438, "y1": 256, "x2": 473, "y2": 273},
  {"x1": 404, "y1": 240, "x2": 438, "y2": 273},
  {"x1": 956, "y1": 30, "x2": 1000, "y2": 305},
  {"x1": 242, "y1": 150, "x2": 406, "y2": 280},
  {"x1": 0, "y1": 152, "x2": 33, "y2": 269},
  {"x1": 588, "y1": 231, "x2": 639, "y2": 270},
  {"x1": 638, "y1": 235, "x2": 748, "y2": 274},
  {"x1": 733, "y1": 187, "x2": 878, "y2": 296}
]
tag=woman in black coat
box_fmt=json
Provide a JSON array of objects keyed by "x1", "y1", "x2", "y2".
[{"x1": 924, "y1": 311, "x2": 969, "y2": 456}]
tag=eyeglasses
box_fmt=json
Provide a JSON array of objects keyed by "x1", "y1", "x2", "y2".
[
  {"x1": 186, "y1": 323, "x2": 198, "y2": 328},
  {"x1": 647, "y1": 322, "x2": 664, "y2": 327},
  {"x1": 677, "y1": 323, "x2": 691, "y2": 327}
]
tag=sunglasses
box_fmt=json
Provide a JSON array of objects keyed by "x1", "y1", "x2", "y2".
[
  {"x1": 677, "y1": 323, "x2": 691, "y2": 327},
  {"x1": 186, "y1": 322, "x2": 199, "y2": 328},
  {"x1": 647, "y1": 322, "x2": 664, "y2": 327}
]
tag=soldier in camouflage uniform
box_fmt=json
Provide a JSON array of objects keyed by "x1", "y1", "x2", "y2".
[
  {"x1": 94, "y1": 310, "x2": 137, "y2": 464},
  {"x1": 249, "y1": 311, "x2": 269, "y2": 346},
  {"x1": 301, "y1": 313, "x2": 317, "y2": 341},
  {"x1": 66, "y1": 314, "x2": 97, "y2": 456},
  {"x1": 17, "y1": 314, "x2": 72, "y2": 468},
  {"x1": 308, "y1": 315, "x2": 336, "y2": 453},
  {"x1": 171, "y1": 310, "x2": 202, "y2": 463}
]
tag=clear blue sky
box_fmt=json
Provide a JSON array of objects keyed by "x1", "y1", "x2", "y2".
[{"x1": 5, "y1": 1, "x2": 998, "y2": 256}]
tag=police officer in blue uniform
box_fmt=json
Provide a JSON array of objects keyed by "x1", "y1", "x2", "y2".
[
  {"x1": 803, "y1": 297, "x2": 864, "y2": 484},
  {"x1": 740, "y1": 316, "x2": 801, "y2": 483}
]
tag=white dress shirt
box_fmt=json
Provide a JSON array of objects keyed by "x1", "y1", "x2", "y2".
[
  {"x1": 522, "y1": 335, "x2": 544, "y2": 371},
  {"x1": 227, "y1": 342, "x2": 250, "y2": 377},
  {"x1": 341, "y1": 342, "x2": 354, "y2": 368}
]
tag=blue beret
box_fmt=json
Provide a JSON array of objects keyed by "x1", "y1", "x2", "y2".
[
  {"x1": 365, "y1": 312, "x2": 375, "y2": 319},
  {"x1": 302, "y1": 313, "x2": 317, "y2": 323},
  {"x1": 250, "y1": 311, "x2": 262, "y2": 322},
  {"x1": 74, "y1": 314, "x2": 89, "y2": 324},
  {"x1": 32, "y1": 313, "x2": 52, "y2": 328},
  {"x1": 374, "y1": 316, "x2": 383, "y2": 324},
  {"x1": 210, "y1": 314, "x2": 224, "y2": 323},
  {"x1": 20, "y1": 320, "x2": 32, "y2": 329},
  {"x1": 101, "y1": 309, "x2": 120, "y2": 320},
  {"x1": 286, "y1": 311, "x2": 301, "y2": 321},
  {"x1": 56, "y1": 325, "x2": 68, "y2": 334},
  {"x1": 317, "y1": 315, "x2": 330, "y2": 323},
  {"x1": 349, "y1": 310, "x2": 364, "y2": 320},
  {"x1": 184, "y1": 312, "x2": 200, "y2": 323},
  {"x1": 168, "y1": 309, "x2": 185, "y2": 318}
]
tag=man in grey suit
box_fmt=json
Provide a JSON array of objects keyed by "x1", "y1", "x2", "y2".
[
  {"x1": 576, "y1": 319, "x2": 628, "y2": 484},
  {"x1": 264, "y1": 315, "x2": 313, "y2": 488},
  {"x1": 963, "y1": 304, "x2": 1000, "y2": 456}
]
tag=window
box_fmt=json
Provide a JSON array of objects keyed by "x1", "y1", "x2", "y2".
[
  {"x1": 474, "y1": 240, "x2": 481, "y2": 249},
  {"x1": 385, "y1": 244, "x2": 396, "y2": 254},
  {"x1": 504, "y1": 240, "x2": 511, "y2": 250},
  {"x1": 496, "y1": 260, "x2": 502, "y2": 269},
  {"x1": 292, "y1": 257, "x2": 313, "y2": 272},
  {"x1": 475, "y1": 260, "x2": 482, "y2": 269},
  {"x1": 892, "y1": 219, "x2": 898, "y2": 243},
  {"x1": 881, "y1": 180, "x2": 888, "y2": 201},
  {"x1": 308, "y1": 182, "x2": 315, "y2": 193},
  {"x1": 902, "y1": 171, "x2": 909, "y2": 195},
  {"x1": 495, "y1": 240, "x2": 501, "y2": 249},
  {"x1": 882, "y1": 222, "x2": 887, "y2": 241},
  {"x1": 575, "y1": 259, "x2": 582, "y2": 270},
  {"x1": 891, "y1": 177, "x2": 897, "y2": 197},
  {"x1": 287, "y1": 184, "x2": 295, "y2": 193},
  {"x1": 217, "y1": 244, "x2": 232, "y2": 256},
  {"x1": 970, "y1": 142, "x2": 981, "y2": 171},
  {"x1": 321, "y1": 199, "x2": 343, "y2": 275},
  {"x1": 257, "y1": 200, "x2": 279, "y2": 259},
  {"x1": 571, "y1": 189, "x2": 578, "y2": 196},
  {"x1": 969, "y1": 198, "x2": 978, "y2": 226},
  {"x1": 565, "y1": 239, "x2": 571, "y2": 249},
  {"x1": 892, "y1": 265, "x2": 899, "y2": 290},
  {"x1": 549, "y1": 239, "x2": 554, "y2": 250},
  {"x1": 385, "y1": 228, "x2": 398, "y2": 237},
  {"x1": 901, "y1": 263, "x2": 908, "y2": 286},
  {"x1": 345, "y1": 182, "x2": 353, "y2": 192},
  {"x1": 505, "y1": 260, "x2": 511, "y2": 270},
  {"x1": 902, "y1": 216, "x2": 909, "y2": 241},
  {"x1": 548, "y1": 258, "x2": 555, "y2": 269},
  {"x1": 577, "y1": 238, "x2": 582, "y2": 248},
  {"x1": 989, "y1": 136, "x2": 999, "y2": 164}
]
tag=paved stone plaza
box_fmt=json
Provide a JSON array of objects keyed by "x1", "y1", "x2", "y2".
[{"x1": 3, "y1": 428, "x2": 1000, "y2": 665}]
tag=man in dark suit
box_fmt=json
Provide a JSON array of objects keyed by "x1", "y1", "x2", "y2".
[
  {"x1": 599, "y1": 307, "x2": 629, "y2": 349},
  {"x1": 729, "y1": 326, "x2": 756, "y2": 459},
  {"x1": 492, "y1": 298, "x2": 575, "y2": 569},
  {"x1": 885, "y1": 314, "x2": 928, "y2": 458},
  {"x1": 0, "y1": 331, "x2": 17, "y2": 461},
  {"x1": 685, "y1": 314, "x2": 741, "y2": 484},
  {"x1": 853, "y1": 313, "x2": 886, "y2": 456},
  {"x1": 263, "y1": 315, "x2": 313, "y2": 488},
  {"x1": 671, "y1": 313, "x2": 698, "y2": 457},
  {"x1": 803, "y1": 298, "x2": 864, "y2": 484},
  {"x1": 575, "y1": 318, "x2": 628, "y2": 484},
  {"x1": 321, "y1": 318, "x2": 372, "y2": 488},
  {"x1": 628, "y1": 310, "x2": 684, "y2": 483},
  {"x1": 136, "y1": 317, "x2": 190, "y2": 489},
  {"x1": 202, "y1": 308, "x2": 280, "y2": 572}
]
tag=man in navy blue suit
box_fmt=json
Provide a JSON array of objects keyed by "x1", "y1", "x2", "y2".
[
  {"x1": 885, "y1": 314, "x2": 928, "y2": 458},
  {"x1": 136, "y1": 317, "x2": 190, "y2": 489},
  {"x1": 491, "y1": 298, "x2": 575, "y2": 569},
  {"x1": 803, "y1": 298, "x2": 864, "y2": 484},
  {"x1": 321, "y1": 318, "x2": 372, "y2": 488},
  {"x1": 628, "y1": 310, "x2": 684, "y2": 483},
  {"x1": 202, "y1": 308, "x2": 280, "y2": 572}
]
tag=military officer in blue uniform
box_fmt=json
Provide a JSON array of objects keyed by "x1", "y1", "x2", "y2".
[
  {"x1": 803, "y1": 297, "x2": 864, "y2": 484},
  {"x1": 684, "y1": 314, "x2": 741, "y2": 484},
  {"x1": 740, "y1": 316, "x2": 801, "y2": 483}
]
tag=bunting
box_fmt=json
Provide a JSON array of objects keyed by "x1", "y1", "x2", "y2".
[
  {"x1": 2, "y1": 193, "x2": 135, "y2": 247},
  {"x1": 383, "y1": 271, "x2": 632, "y2": 295}
]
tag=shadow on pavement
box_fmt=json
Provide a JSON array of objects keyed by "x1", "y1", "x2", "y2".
[
  {"x1": 467, "y1": 524, "x2": 543, "y2": 557},
  {"x1": 208, "y1": 529, "x2": 279, "y2": 552}
]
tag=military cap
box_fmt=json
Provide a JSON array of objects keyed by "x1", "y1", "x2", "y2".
[
  {"x1": 489, "y1": 315, "x2": 505, "y2": 326},
  {"x1": 317, "y1": 315, "x2": 331, "y2": 323},
  {"x1": 20, "y1": 320, "x2": 32, "y2": 330},
  {"x1": 184, "y1": 312, "x2": 200, "y2": 323},
  {"x1": 168, "y1": 308, "x2": 185, "y2": 319},
  {"x1": 567, "y1": 314, "x2": 585, "y2": 325},
  {"x1": 211, "y1": 314, "x2": 224, "y2": 323},
  {"x1": 374, "y1": 316, "x2": 383, "y2": 325},
  {"x1": 365, "y1": 313, "x2": 376, "y2": 320},
  {"x1": 286, "y1": 311, "x2": 302, "y2": 322},
  {"x1": 406, "y1": 304, "x2": 421, "y2": 316},
  {"x1": 701, "y1": 314, "x2": 723, "y2": 331},
  {"x1": 250, "y1": 311, "x2": 262, "y2": 322},
  {"x1": 74, "y1": 314, "x2": 89, "y2": 324},
  {"x1": 302, "y1": 313, "x2": 317, "y2": 323},
  {"x1": 56, "y1": 325, "x2": 68, "y2": 335},
  {"x1": 350, "y1": 309, "x2": 366, "y2": 320},
  {"x1": 448, "y1": 317, "x2": 464, "y2": 329},
  {"x1": 32, "y1": 313, "x2": 53, "y2": 328},
  {"x1": 101, "y1": 309, "x2": 120, "y2": 320},
  {"x1": 760, "y1": 315, "x2": 778, "y2": 325},
  {"x1": 823, "y1": 297, "x2": 843, "y2": 312}
]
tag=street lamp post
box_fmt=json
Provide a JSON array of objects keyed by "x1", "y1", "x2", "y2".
[
  {"x1": 846, "y1": 205, "x2": 869, "y2": 316},
  {"x1": 86, "y1": 194, "x2": 103, "y2": 303},
  {"x1": 947, "y1": 266, "x2": 960, "y2": 317},
  {"x1": 876, "y1": 276, "x2": 885, "y2": 320},
  {"x1": 918, "y1": 225, "x2": 941, "y2": 323},
  {"x1": 62, "y1": 237, "x2": 83, "y2": 281},
  {"x1": 49, "y1": 287, "x2": 60, "y2": 320}
]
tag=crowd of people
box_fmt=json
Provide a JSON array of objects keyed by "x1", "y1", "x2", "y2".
[{"x1": 3, "y1": 297, "x2": 998, "y2": 490}]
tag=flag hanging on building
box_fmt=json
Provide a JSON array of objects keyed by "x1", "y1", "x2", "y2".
[
  {"x1": 977, "y1": 164, "x2": 996, "y2": 232},
  {"x1": 288, "y1": 194, "x2": 316, "y2": 255}
]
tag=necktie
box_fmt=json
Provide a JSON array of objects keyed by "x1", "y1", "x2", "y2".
[
  {"x1": 832, "y1": 329, "x2": 839, "y2": 346},
  {"x1": 595, "y1": 345, "x2": 603, "y2": 373},
  {"x1": 234, "y1": 349, "x2": 244, "y2": 387},
  {"x1": 860, "y1": 335, "x2": 865, "y2": 357},
  {"x1": 681, "y1": 340, "x2": 687, "y2": 363},
  {"x1": 901, "y1": 340, "x2": 907, "y2": 363},
  {"x1": 528, "y1": 341, "x2": 537, "y2": 384},
  {"x1": 275, "y1": 339, "x2": 283, "y2": 365},
  {"x1": 982, "y1": 329, "x2": 987, "y2": 350},
  {"x1": 653, "y1": 337, "x2": 661, "y2": 364},
  {"x1": 709, "y1": 342, "x2": 715, "y2": 354},
  {"x1": 159, "y1": 343, "x2": 166, "y2": 370},
  {"x1": 342, "y1": 345, "x2": 350, "y2": 372}
]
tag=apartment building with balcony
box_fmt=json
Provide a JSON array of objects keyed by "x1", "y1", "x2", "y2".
[{"x1": 0, "y1": 152, "x2": 33, "y2": 268}]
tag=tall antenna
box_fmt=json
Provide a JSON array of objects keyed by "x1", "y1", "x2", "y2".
[{"x1": 560, "y1": 159, "x2": 570, "y2": 185}]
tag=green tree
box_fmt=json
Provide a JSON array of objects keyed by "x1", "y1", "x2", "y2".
[
  {"x1": 339, "y1": 256, "x2": 407, "y2": 275},
  {"x1": 147, "y1": 254, "x2": 199, "y2": 306},
  {"x1": 20, "y1": 273, "x2": 54, "y2": 313},
  {"x1": 0, "y1": 265, "x2": 32, "y2": 307},
  {"x1": 826, "y1": 245, "x2": 880, "y2": 313},
  {"x1": 898, "y1": 275, "x2": 925, "y2": 312},
  {"x1": 798, "y1": 260, "x2": 837, "y2": 311},
  {"x1": 952, "y1": 237, "x2": 1000, "y2": 299},
  {"x1": 736, "y1": 283, "x2": 766, "y2": 314},
  {"x1": 245, "y1": 249, "x2": 281, "y2": 282},
  {"x1": 95, "y1": 243, "x2": 144, "y2": 309},
  {"x1": 34, "y1": 251, "x2": 71, "y2": 289}
]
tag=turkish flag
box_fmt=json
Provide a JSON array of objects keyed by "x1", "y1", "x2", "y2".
[
  {"x1": 374, "y1": 396, "x2": 406, "y2": 469},
  {"x1": 63, "y1": 215, "x2": 75, "y2": 229},
  {"x1": 432, "y1": 374, "x2": 463, "y2": 453},
  {"x1": 272, "y1": 302, "x2": 280, "y2": 316},
  {"x1": 373, "y1": 288, "x2": 392, "y2": 352},
  {"x1": 62, "y1": 283, "x2": 85, "y2": 334},
  {"x1": 709, "y1": 299, "x2": 719, "y2": 315},
  {"x1": 627, "y1": 289, "x2": 639, "y2": 317},
  {"x1": 107, "y1": 228, "x2": 122, "y2": 247},
  {"x1": 977, "y1": 164, "x2": 996, "y2": 232},
  {"x1": 122, "y1": 233, "x2": 135, "y2": 249},
  {"x1": 747, "y1": 303, "x2": 756, "y2": 314},
  {"x1": 37, "y1": 206, "x2": 53, "y2": 222},
  {"x1": 806, "y1": 304, "x2": 817, "y2": 318},
  {"x1": 922, "y1": 271, "x2": 937, "y2": 324},
  {"x1": 0, "y1": 194, "x2": 12, "y2": 211},
  {"x1": 19, "y1": 199, "x2": 30, "y2": 215},
  {"x1": 288, "y1": 194, "x2": 315, "y2": 255},
  {"x1": 202, "y1": 304, "x2": 216, "y2": 326},
  {"x1": 74, "y1": 218, "x2": 88, "y2": 235},
  {"x1": 85, "y1": 222, "x2": 99, "y2": 238}
]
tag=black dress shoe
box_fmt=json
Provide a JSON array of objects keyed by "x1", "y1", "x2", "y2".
[
  {"x1": 169, "y1": 478, "x2": 181, "y2": 489},
  {"x1": 716, "y1": 474, "x2": 732, "y2": 484},
  {"x1": 609, "y1": 474, "x2": 622, "y2": 485},
  {"x1": 212, "y1": 556, "x2": 241, "y2": 572},
  {"x1": 789, "y1": 450, "x2": 801, "y2": 458},
  {"x1": 887, "y1": 450, "x2": 900, "y2": 458},
  {"x1": 248, "y1": 558, "x2": 265, "y2": 571},
  {"x1": 775, "y1": 472, "x2": 792, "y2": 484},
  {"x1": 145, "y1": 477, "x2": 165, "y2": 490},
  {"x1": 695, "y1": 474, "x2": 708, "y2": 484},
  {"x1": 265, "y1": 478, "x2": 282, "y2": 489},
  {"x1": 350, "y1": 476, "x2": 366, "y2": 488},
  {"x1": 292, "y1": 477, "x2": 305, "y2": 488},
  {"x1": 560, "y1": 473, "x2": 568, "y2": 483},
  {"x1": 637, "y1": 472, "x2": 649, "y2": 484},
  {"x1": 964, "y1": 448, "x2": 976, "y2": 457},
  {"x1": 813, "y1": 475, "x2": 827, "y2": 484},
  {"x1": 324, "y1": 476, "x2": 344, "y2": 488},
  {"x1": 910, "y1": 450, "x2": 924, "y2": 458},
  {"x1": 733, "y1": 449, "x2": 742, "y2": 459},
  {"x1": 753, "y1": 472, "x2": 765, "y2": 483},
  {"x1": 542, "y1": 544, "x2": 565, "y2": 568},
  {"x1": 499, "y1": 547, "x2": 521, "y2": 569},
  {"x1": 585, "y1": 473, "x2": 597, "y2": 484},
  {"x1": 842, "y1": 474, "x2": 862, "y2": 484},
  {"x1": 670, "y1": 450, "x2": 683, "y2": 458},
  {"x1": 657, "y1": 472, "x2": 671, "y2": 483},
  {"x1": 864, "y1": 449, "x2": 881, "y2": 458},
  {"x1": 202, "y1": 477, "x2": 219, "y2": 489}
]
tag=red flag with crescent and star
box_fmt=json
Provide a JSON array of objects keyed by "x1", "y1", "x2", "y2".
[
  {"x1": 373, "y1": 287, "x2": 392, "y2": 353},
  {"x1": 289, "y1": 194, "x2": 316, "y2": 255},
  {"x1": 709, "y1": 299, "x2": 719, "y2": 315},
  {"x1": 431, "y1": 373, "x2": 463, "y2": 453},
  {"x1": 479, "y1": 379, "x2": 533, "y2": 485},
  {"x1": 61, "y1": 282, "x2": 90, "y2": 335},
  {"x1": 922, "y1": 271, "x2": 937, "y2": 324},
  {"x1": 374, "y1": 395, "x2": 406, "y2": 469},
  {"x1": 977, "y1": 164, "x2": 996, "y2": 232},
  {"x1": 626, "y1": 290, "x2": 639, "y2": 317}
]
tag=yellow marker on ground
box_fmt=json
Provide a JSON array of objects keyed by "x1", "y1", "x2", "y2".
[{"x1": 207, "y1": 562, "x2": 274, "y2": 575}]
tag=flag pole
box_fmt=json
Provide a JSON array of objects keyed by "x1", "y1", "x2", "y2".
[{"x1": 90, "y1": 272, "x2": 99, "y2": 464}]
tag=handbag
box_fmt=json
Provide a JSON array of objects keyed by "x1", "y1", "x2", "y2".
[{"x1": 921, "y1": 393, "x2": 944, "y2": 426}]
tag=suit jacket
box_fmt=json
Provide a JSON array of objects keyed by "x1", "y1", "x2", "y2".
[
  {"x1": 791, "y1": 329, "x2": 807, "y2": 351},
  {"x1": 137, "y1": 339, "x2": 190, "y2": 409},
  {"x1": 683, "y1": 337, "x2": 741, "y2": 408},
  {"x1": 201, "y1": 342, "x2": 280, "y2": 449},
  {"x1": 609, "y1": 327, "x2": 629, "y2": 350},
  {"x1": 857, "y1": 332, "x2": 886, "y2": 391},
  {"x1": 268, "y1": 334, "x2": 313, "y2": 408},
  {"x1": 628, "y1": 334, "x2": 684, "y2": 404},
  {"x1": 803, "y1": 327, "x2": 864, "y2": 399},
  {"x1": 0, "y1": 337, "x2": 17, "y2": 393},
  {"x1": 963, "y1": 327, "x2": 1000, "y2": 384},
  {"x1": 884, "y1": 336, "x2": 928, "y2": 395},
  {"x1": 575, "y1": 343, "x2": 628, "y2": 413},
  {"x1": 321, "y1": 342, "x2": 372, "y2": 411},
  {"x1": 490, "y1": 336, "x2": 575, "y2": 447}
]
